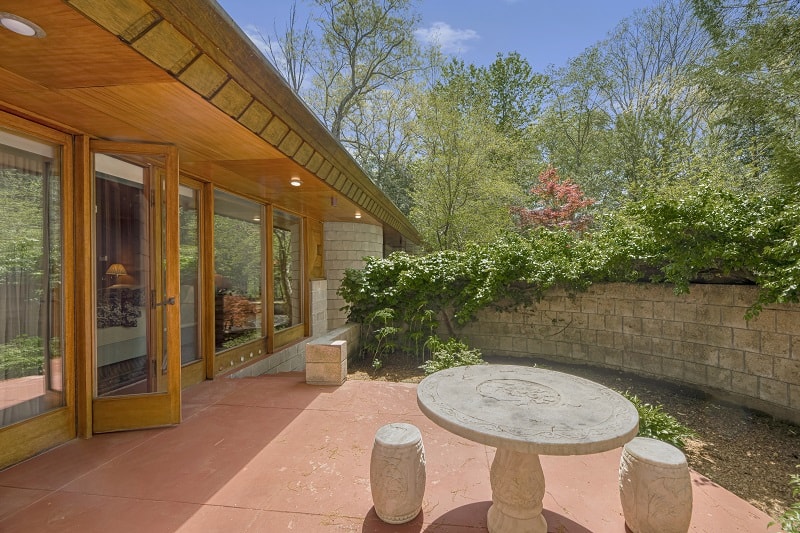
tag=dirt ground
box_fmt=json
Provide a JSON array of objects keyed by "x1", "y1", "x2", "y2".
[{"x1": 348, "y1": 353, "x2": 800, "y2": 522}]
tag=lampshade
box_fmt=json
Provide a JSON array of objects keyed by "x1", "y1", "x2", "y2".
[{"x1": 105, "y1": 263, "x2": 127, "y2": 276}]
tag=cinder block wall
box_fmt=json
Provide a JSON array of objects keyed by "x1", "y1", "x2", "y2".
[
  {"x1": 457, "y1": 283, "x2": 800, "y2": 424},
  {"x1": 324, "y1": 222, "x2": 383, "y2": 330}
]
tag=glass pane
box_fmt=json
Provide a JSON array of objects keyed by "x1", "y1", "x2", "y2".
[
  {"x1": 179, "y1": 185, "x2": 200, "y2": 365},
  {"x1": 213, "y1": 190, "x2": 263, "y2": 352},
  {"x1": 273, "y1": 209, "x2": 302, "y2": 333},
  {"x1": 0, "y1": 129, "x2": 64, "y2": 428},
  {"x1": 94, "y1": 153, "x2": 161, "y2": 396}
]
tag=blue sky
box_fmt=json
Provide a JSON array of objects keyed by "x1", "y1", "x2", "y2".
[{"x1": 217, "y1": 0, "x2": 660, "y2": 71}]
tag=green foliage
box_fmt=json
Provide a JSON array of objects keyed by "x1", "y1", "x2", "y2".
[
  {"x1": 409, "y1": 76, "x2": 519, "y2": 250},
  {"x1": 420, "y1": 336, "x2": 485, "y2": 375},
  {"x1": 600, "y1": 179, "x2": 775, "y2": 292},
  {"x1": 0, "y1": 335, "x2": 43, "y2": 379},
  {"x1": 358, "y1": 308, "x2": 400, "y2": 370},
  {"x1": 339, "y1": 231, "x2": 595, "y2": 337},
  {"x1": 771, "y1": 466, "x2": 800, "y2": 533},
  {"x1": 692, "y1": 0, "x2": 800, "y2": 187},
  {"x1": 343, "y1": 166, "x2": 800, "y2": 337},
  {"x1": 622, "y1": 391, "x2": 696, "y2": 449}
]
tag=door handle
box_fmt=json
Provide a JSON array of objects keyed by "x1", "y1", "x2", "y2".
[{"x1": 152, "y1": 292, "x2": 176, "y2": 308}]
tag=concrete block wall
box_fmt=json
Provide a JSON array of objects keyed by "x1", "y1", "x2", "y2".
[
  {"x1": 231, "y1": 280, "x2": 329, "y2": 378},
  {"x1": 307, "y1": 323, "x2": 361, "y2": 361},
  {"x1": 230, "y1": 340, "x2": 306, "y2": 377},
  {"x1": 324, "y1": 222, "x2": 384, "y2": 330},
  {"x1": 457, "y1": 283, "x2": 800, "y2": 424}
]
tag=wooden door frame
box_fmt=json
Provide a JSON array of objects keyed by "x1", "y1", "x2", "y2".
[
  {"x1": 0, "y1": 112, "x2": 76, "y2": 466},
  {"x1": 87, "y1": 140, "x2": 181, "y2": 433},
  {"x1": 178, "y1": 176, "x2": 208, "y2": 389}
]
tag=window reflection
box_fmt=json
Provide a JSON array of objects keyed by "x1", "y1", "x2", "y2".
[
  {"x1": 0, "y1": 129, "x2": 64, "y2": 427},
  {"x1": 179, "y1": 186, "x2": 200, "y2": 365},
  {"x1": 213, "y1": 191, "x2": 263, "y2": 351},
  {"x1": 273, "y1": 209, "x2": 302, "y2": 333}
]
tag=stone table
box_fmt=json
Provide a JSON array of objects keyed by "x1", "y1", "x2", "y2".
[{"x1": 417, "y1": 364, "x2": 639, "y2": 533}]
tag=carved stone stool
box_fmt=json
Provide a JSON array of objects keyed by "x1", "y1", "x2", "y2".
[
  {"x1": 370, "y1": 423, "x2": 426, "y2": 524},
  {"x1": 619, "y1": 437, "x2": 692, "y2": 533}
]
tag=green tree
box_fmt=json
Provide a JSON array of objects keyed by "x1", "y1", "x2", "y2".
[
  {"x1": 598, "y1": 0, "x2": 714, "y2": 192},
  {"x1": 480, "y1": 52, "x2": 548, "y2": 137},
  {"x1": 533, "y1": 48, "x2": 617, "y2": 200},
  {"x1": 260, "y1": 1, "x2": 314, "y2": 93},
  {"x1": 691, "y1": 0, "x2": 800, "y2": 187},
  {"x1": 261, "y1": 0, "x2": 433, "y2": 213},
  {"x1": 409, "y1": 82, "x2": 516, "y2": 250},
  {"x1": 307, "y1": 0, "x2": 423, "y2": 139}
]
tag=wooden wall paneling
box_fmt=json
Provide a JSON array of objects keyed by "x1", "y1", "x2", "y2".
[
  {"x1": 303, "y1": 217, "x2": 311, "y2": 338},
  {"x1": 308, "y1": 218, "x2": 324, "y2": 280},
  {"x1": 265, "y1": 204, "x2": 275, "y2": 355},
  {"x1": 202, "y1": 181, "x2": 216, "y2": 379}
]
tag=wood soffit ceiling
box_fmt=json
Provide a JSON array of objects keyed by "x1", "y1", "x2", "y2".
[{"x1": 0, "y1": 0, "x2": 419, "y2": 244}]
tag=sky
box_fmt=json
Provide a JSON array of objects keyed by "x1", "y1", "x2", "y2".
[{"x1": 216, "y1": 0, "x2": 660, "y2": 72}]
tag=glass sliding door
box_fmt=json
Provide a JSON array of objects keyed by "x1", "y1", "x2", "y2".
[{"x1": 0, "y1": 129, "x2": 64, "y2": 427}]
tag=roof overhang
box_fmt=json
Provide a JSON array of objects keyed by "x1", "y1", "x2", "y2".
[{"x1": 0, "y1": 0, "x2": 420, "y2": 246}]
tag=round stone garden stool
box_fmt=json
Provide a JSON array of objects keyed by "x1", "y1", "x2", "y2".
[
  {"x1": 370, "y1": 422, "x2": 426, "y2": 524},
  {"x1": 619, "y1": 437, "x2": 693, "y2": 533}
]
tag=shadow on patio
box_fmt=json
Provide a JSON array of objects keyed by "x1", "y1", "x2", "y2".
[{"x1": 0, "y1": 372, "x2": 779, "y2": 532}]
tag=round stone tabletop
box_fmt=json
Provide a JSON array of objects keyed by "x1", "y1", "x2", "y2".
[{"x1": 417, "y1": 365, "x2": 639, "y2": 455}]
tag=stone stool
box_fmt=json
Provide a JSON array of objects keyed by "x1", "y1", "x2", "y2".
[
  {"x1": 370, "y1": 423, "x2": 426, "y2": 524},
  {"x1": 619, "y1": 437, "x2": 693, "y2": 533}
]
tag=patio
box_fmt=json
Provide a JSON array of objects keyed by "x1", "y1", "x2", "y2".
[{"x1": 0, "y1": 371, "x2": 778, "y2": 532}]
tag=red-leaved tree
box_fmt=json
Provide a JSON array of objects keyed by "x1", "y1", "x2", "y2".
[{"x1": 511, "y1": 167, "x2": 595, "y2": 231}]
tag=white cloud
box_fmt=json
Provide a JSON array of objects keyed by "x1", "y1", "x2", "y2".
[
  {"x1": 415, "y1": 22, "x2": 479, "y2": 55},
  {"x1": 242, "y1": 24, "x2": 270, "y2": 52}
]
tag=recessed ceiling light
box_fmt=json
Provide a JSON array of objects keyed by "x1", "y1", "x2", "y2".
[
  {"x1": 290, "y1": 176, "x2": 302, "y2": 187},
  {"x1": 0, "y1": 13, "x2": 45, "y2": 38},
  {"x1": 354, "y1": 211, "x2": 362, "y2": 219}
]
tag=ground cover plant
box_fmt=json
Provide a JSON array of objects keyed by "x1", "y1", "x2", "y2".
[
  {"x1": 622, "y1": 391, "x2": 696, "y2": 449},
  {"x1": 773, "y1": 469, "x2": 800, "y2": 533}
]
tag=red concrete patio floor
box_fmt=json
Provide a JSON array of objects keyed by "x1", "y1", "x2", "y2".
[{"x1": 0, "y1": 372, "x2": 779, "y2": 532}]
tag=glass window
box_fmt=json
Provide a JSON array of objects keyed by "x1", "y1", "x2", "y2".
[
  {"x1": 0, "y1": 129, "x2": 64, "y2": 427},
  {"x1": 213, "y1": 190, "x2": 263, "y2": 352},
  {"x1": 94, "y1": 154, "x2": 154, "y2": 396},
  {"x1": 272, "y1": 209, "x2": 302, "y2": 332},
  {"x1": 179, "y1": 185, "x2": 200, "y2": 365}
]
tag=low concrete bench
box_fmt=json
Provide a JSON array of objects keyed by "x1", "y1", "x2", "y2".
[
  {"x1": 304, "y1": 324, "x2": 359, "y2": 386},
  {"x1": 370, "y1": 423, "x2": 426, "y2": 524},
  {"x1": 305, "y1": 339, "x2": 347, "y2": 385},
  {"x1": 619, "y1": 437, "x2": 692, "y2": 533}
]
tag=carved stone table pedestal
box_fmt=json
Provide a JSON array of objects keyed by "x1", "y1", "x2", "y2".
[{"x1": 487, "y1": 448, "x2": 547, "y2": 533}]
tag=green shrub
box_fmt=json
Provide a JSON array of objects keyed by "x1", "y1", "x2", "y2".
[
  {"x1": 420, "y1": 337, "x2": 485, "y2": 375},
  {"x1": 339, "y1": 231, "x2": 595, "y2": 339},
  {"x1": 772, "y1": 467, "x2": 800, "y2": 533},
  {"x1": 340, "y1": 178, "x2": 800, "y2": 338},
  {"x1": 622, "y1": 391, "x2": 696, "y2": 449}
]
